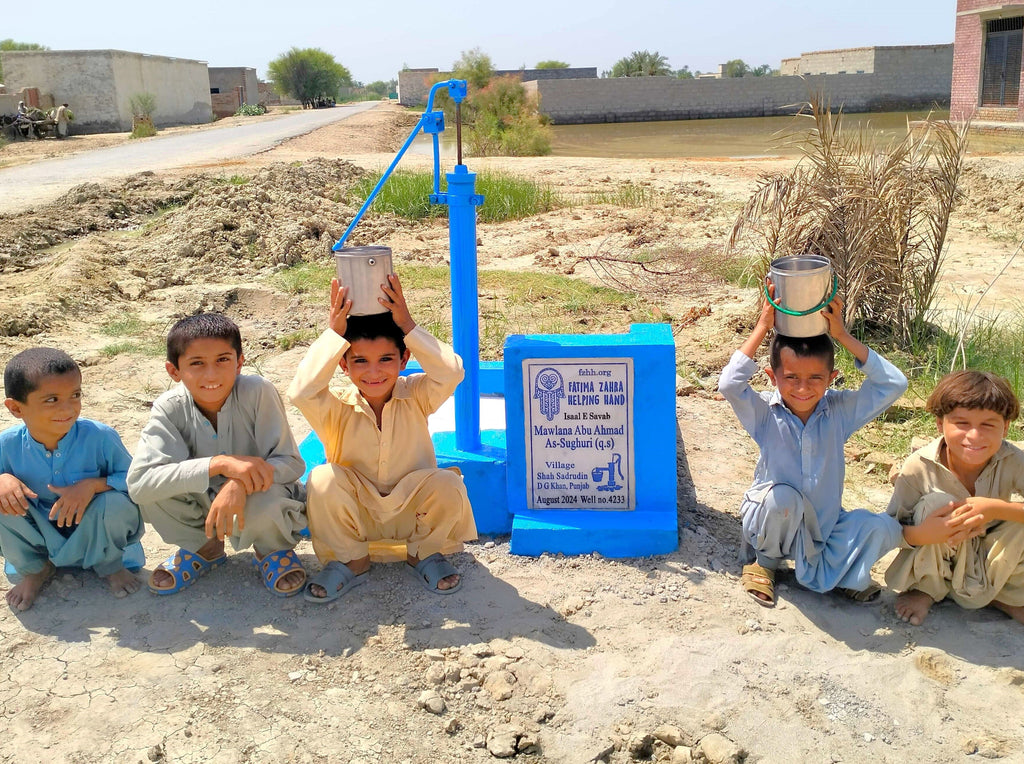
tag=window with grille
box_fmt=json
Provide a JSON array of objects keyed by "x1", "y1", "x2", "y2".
[{"x1": 982, "y1": 16, "x2": 1023, "y2": 107}]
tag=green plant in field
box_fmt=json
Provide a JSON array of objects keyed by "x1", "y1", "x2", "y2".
[
  {"x1": 728, "y1": 93, "x2": 969, "y2": 349},
  {"x1": 276, "y1": 328, "x2": 318, "y2": 350},
  {"x1": 100, "y1": 314, "x2": 145, "y2": 336},
  {"x1": 100, "y1": 340, "x2": 164, "y2": 358},
  {"x1": 348, "y1": 169, "x2": 562, "y2": 223},
  {"x1": 229, "y1": 175, "x2": 250, "y2": 185},
  {"x1": 130, "y1": 121, "x2": 157, "y2": 139},
  {"x1": 270, "y1": 262, "x2": 333, "y2": 294},
  {"x1": 584, "y1": 183, "x2": 653, "y2": 207},
  {"x1": 234, "y1": 103, "x2": 267, "y2": 116}
]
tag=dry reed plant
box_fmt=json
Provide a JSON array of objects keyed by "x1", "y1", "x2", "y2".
[{"x1": 727, "y1": 94, "x2": 969, "y2": 347}]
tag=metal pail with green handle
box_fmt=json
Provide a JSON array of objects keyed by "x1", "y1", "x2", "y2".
[{"x1": 766, "y1": 255, "x2": 838, "y2": 337}]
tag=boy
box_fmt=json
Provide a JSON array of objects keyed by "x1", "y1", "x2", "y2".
[
  {"x1": 719, "y1": 289, "x2": 956, "y2": 607},
  {"x1": 1, "y1": 348, "x2": 143, "y2": 611},
  {"x1": 288, "y1": 273, "x2": 477, "y2": 602},
  {"x1": 886, "y1": 370, "x2": 1024, "y2": 626},
  {"x1": 127, "y1": 314, "x2": 307, "y2": 597}
]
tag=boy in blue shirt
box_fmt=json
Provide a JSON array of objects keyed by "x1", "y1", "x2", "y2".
[
  {"x1": 719, "y1": 290, "x2": 960, "y2": 607},
  {"x1": 1, "y1": 348, "x2": 144, "y2": 611}
]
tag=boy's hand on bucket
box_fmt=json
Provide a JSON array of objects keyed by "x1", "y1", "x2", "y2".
[
  {"x1": 821, "y1": 295, "x2": 849, "y2": 339},
  {"x1": 379, "y1": 273, "x2": 416, "y2": 335},
  {"x1": 329, "y1": 278, "x2": 352, "y2": 337},
  {"x1": 757, "y1": 279, "x2": 777, "y2": 332}
]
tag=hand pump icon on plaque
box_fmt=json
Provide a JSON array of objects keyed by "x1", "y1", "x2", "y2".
[{"x1": 592, "y1": 453, "x2": 625, "y2": 492}]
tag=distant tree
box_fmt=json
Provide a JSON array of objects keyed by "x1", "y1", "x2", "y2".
[
  {"x1": 267, "y1": 47, "x2": 352, "y2": 108},
  {"x1": 365, "y1": 79, "x2": 397, "y2": 97},
  {"x1": 675, "y1": 66, "x2": 695, "y2": 80},
  {"x1": 535, "y1": 60, "x2": 570, "y2": 69},
  {"x1": 611, "y1": 50, "x2": 671, "y2": 78},
  {"x1": 723, "y1": 59, "x2": 750, "y2": 78},
  {"x1": 751, "y1": 64, "x2": 777, "y2": 77},
  {"x1": 452, "y1": 47, "x2": 494, "y2": 89},
  {"x1": 0, "y1": 39, "x2": 49, "y2": 82}
]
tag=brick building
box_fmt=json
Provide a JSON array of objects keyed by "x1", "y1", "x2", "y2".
[{"x1": 952, "y1": 1, "x2": 1024, "y2": 121}]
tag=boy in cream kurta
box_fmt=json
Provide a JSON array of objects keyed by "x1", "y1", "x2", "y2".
[
  {"x1": 288, "y1": 273, "x2": 476, "y2": 601},
  {"x1": 885, "y1": 370, "x2": 1024, "y2": 626}
]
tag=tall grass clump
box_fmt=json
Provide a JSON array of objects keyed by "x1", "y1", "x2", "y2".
[
  {"x1": 348, "y1": 169, "x2": 561, "y2": 223},
  {"x1": 727, "y1": 93, "x2": 969, "y2": 348}
]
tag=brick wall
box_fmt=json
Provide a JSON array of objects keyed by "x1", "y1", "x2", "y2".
[
  {"x1": 211, "y1": 89, "x2": 242, "y2": 118},
  {"x1": 529, "y1": 70, "x2": 952, "y2": 125},
  {"x1": 398, "y1": 67, "x2": 598, "y2": 106},
  {"x1": 953, "y1": 0, "x2": 1024, "y2": 121}
]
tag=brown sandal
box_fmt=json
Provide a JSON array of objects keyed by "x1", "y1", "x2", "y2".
[
  {"x1": 741, "y1": 563, "x2": 776, "y2": 608},
  {"x1": 837, "y1": 582, "x2": 881, "y2": 603}
]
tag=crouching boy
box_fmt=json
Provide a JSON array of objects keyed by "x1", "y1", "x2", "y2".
[
  {"x1": 886, "y1": 371, "x2": 1024, "y2": 626},
  {"x1": 288, "y1": 274, "x2": 477, "y2": 602},
  {"x1": 720, "y1": 289, "x2": 926, "y2": 607},
  {"x1": 1, "y1": 348, "x2": 144, "y2": 611},
  {"x1": 128, "y1": 314, "x2": 307, "y2": 597}
]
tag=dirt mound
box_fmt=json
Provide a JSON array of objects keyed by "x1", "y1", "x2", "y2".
[{"x1": 0, "y1": 158, "x2": 428, "y2": 336}]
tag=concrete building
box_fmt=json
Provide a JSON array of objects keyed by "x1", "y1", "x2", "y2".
[
  {"x1": 952, "y1": 1, "x2": 1024, "y2": 122},
  {"x1": 209, "y1": 66, "x2": 259, "y2": 118},
  {"x1": 779, "y1": 45, "x2": 952, "y2": 78},
  {"x1": 0, "y1": 49, "x2": 212, "y2": 133},
  {"x1": 398, "y1": 67, "x2": 597, "y2": 107}
]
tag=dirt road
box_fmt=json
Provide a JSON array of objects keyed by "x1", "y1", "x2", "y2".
[{"x1": 0, "y1": 101, "x2": 380, "y2": 214}]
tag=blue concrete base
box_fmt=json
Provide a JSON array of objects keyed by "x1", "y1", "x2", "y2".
[
  {"x1": 298, "y1": 429, "x2": 511, "y2": 536},
  {"x1": 510, "y1": 508, "x2": 678, "y2": 558},
  {"x1": 433, "y1": 429, "x2": 510, "y2": 535}
]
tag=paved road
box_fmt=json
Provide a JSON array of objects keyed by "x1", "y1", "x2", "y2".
[{"x1": 0, "y1": 101, "x2": 380, "y2": 214}]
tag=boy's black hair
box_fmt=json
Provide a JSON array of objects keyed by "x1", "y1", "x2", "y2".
[
  {"x1": 3, "y1": 347, "x2": 80, "y2": 403},
  {"x1": 166, "y1": 313, "x2": 243, "y2": 366},
  {"x1": 769, "y1": 332, "x2": 835, "y2": 371},
  {"x1": 343, "y1": 312, "x2": 407, "y2": 356}
]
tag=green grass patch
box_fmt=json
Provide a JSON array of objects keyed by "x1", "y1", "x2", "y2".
[
  {"x1": 130, "y1": 122, "x2": 157, "y2": 139},
  {"x1": 267, "y1": 263, "x2": 653, "y2": 359},
  {"x1": 276, "y1": 328, "x2": 319, "y2": 350},
  {"x1": 348, "y1": 169, "x2": 561, "y2": 223},
  {"x1": 582, "y1": 183, "x2": 654, "y2": 208},
  {"x1": 100, "y1": 340, "x2": 164, "y2": 358},
  {"x1": 100, "y1": 314, "x2": 145, "y2": 337}
]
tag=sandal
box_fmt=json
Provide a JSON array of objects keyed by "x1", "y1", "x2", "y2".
[
  {"x1": 149, "y1": 548, "x2": 226, "y2": 596},
  {"x1": 253, "y1": 549, "x2": 306, "y2": 597},
  {"x1": 837, "y1": 582, "x2": 882, "y2": 603},
  {"x1": 741, "y1": 563, "x2": 776, "y2": 608},
  {"x1": 408, "y1": 553, "x2": 463, "y2": 595},
  {"x1": 303, "y1": 560, "x2": 368, "y2": 603}
]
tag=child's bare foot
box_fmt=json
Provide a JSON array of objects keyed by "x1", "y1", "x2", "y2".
[
  {"x1": 407, "y1": 553, "x2": 460, "y2": 591},
  {"x1": 895, "y1": 589, "x2": 934, "y2": 626},
  {"x1": 307, "y1": 555, "x2": 370, "y2": 599},
  {"x1": 992, "y1": 600, "x2": 1024, "y2": 624},
  {"x1": 5, "y1": 561, "x2": 55, "y2": 611},
  {"x1": 149, "y1": 538, "x2": 225, "y2": 591},
  {"x1": 106, "y1": 567, "x2": 142, "y2": 598}
]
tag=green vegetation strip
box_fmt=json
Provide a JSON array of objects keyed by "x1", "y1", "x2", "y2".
[
  {"x1": 347, "y1": 169, "x2": 651, "y2": 224},
  {"x1": 268, "y1": 262, "x2": 654, "y2": 358}
]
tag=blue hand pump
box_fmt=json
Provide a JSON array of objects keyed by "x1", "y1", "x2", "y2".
[{"x1": 332, "y1": 79, "x2": 485, "y2": 453}]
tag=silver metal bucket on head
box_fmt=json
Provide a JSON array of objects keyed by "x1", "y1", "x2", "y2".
[
  {"x1": 334, "y1": 246, "x2": 394, "y2": 316},
  {"x1": 768, "y1": 254, "x2": 835, "y2": 337}
]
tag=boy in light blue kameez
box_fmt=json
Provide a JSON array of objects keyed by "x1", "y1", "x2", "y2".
[
  {"x1": 719, "y1": 290, "x2": 954, "y2": 607},
  {"x1": 1, "y1": 348, "x2": 144, "y2": 611}
]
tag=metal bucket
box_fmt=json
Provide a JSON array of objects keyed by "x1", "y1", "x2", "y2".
[
  {"x1": 334, "y1": 246, "x2": 394, "y2": 315},
  {"x1": 768, "y1": 254, "x2": 834, "y2": 337}
]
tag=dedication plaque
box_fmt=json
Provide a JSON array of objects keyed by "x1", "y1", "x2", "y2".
[{"x1": 523, "y1": 357, "x2": 635, "y2": 510}]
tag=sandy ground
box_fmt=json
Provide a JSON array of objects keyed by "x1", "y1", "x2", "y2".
[{"x1": 2, "y1": 104, "x2": 1024, "y2": 764}]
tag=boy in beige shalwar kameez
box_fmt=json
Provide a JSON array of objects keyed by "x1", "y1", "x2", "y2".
[
  {"x1": 885, "y1": 370, "x2": 1024, "y2": 626},
  {"x1": 288, "y1": 274, "x2": 476, "y2": 602}
]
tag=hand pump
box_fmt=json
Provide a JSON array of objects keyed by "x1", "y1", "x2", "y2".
[{"x1": 333, "y1": 79, "x2": 484, "y2": 452}]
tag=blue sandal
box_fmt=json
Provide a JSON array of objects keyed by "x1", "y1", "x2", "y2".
[
  {"x1": 253, "y1": 549, "x2": 306, "y2": 598},
  {"x1": 149, "y1": 548, "x2": 226, "y2": 596},
  {"x1": 408, "y1": 553, "x2": 463, "y2": 595}
]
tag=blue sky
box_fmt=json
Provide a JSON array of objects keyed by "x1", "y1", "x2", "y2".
[{"x1": 7, "y1": 0, "x2": 957, "y2": 84}]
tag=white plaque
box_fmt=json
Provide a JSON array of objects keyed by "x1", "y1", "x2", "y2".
[{"x1": 523, "y1": 358, "x2": 635, "y2": 510}]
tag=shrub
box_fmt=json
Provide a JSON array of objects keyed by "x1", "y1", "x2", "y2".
[
  {"x1": 460, "y1": 75, "x2": 551, "y2": 157},
  {"x1": 235, "y1": 103, "x2": 267, "y2": 116},
  {"x1": 727, "y1": 94, "x2": 969, "y2": 348}
]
